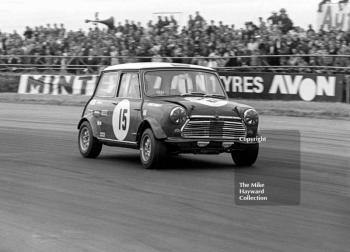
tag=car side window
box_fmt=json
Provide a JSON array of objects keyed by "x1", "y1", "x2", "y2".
[
  {"x1": 95, "y1": 72, "x2": 119, "y2": 97},
  {"x1": 117, "y1": 73, "x2": 141, "y2": 99}
]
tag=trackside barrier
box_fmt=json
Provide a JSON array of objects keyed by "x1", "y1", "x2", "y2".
[
  {"x1": 0, "y1": 72, "x2": 347, "y2": 103},
  {"x1": 345, "y1": 75, "x2": 350, "y2": 104},
  {"x1": 1, "y1": 54, "x2": 350, "y2": 74},
  {"x1": 17, "y1": 74, "x2": 98, "y2": 96},
  {"x1": 217, "y1": 71, "x2": 344, "y2": 102},
  {"x1": 0, "y1": 74, "x2": 20, "y2": 93}
]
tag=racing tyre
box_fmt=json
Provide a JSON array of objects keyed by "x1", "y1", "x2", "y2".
[
  {"x1": 140, "y1": 128, "x2": 166, "y2": 169},
  {"x1": 231, "y1": 143, "x2": 259, "y2": 167},
  {"x1": 78, "y1": 121, "x2": 102, "y2": 158}
]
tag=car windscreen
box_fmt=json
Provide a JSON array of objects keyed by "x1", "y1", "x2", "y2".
[{"x1": 144, "y1": 70, "x2": 226, "y2": 97}]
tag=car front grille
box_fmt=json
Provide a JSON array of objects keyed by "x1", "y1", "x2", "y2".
[{"x1": 181, "y1": 116, "x2": 246, "y2": 139}]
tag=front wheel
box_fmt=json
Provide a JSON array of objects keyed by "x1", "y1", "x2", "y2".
[
  {"x1": 78, "y1": 121, "x2": 102, "y2": 158},
  {"x1": 231, "y1": 144, "x2": 259, "y2": 167},
  {"x1": 140, "y1": 128, "x2": 166, "y2": 169}
]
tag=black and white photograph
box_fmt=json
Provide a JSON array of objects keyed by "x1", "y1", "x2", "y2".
[{"x1": 0, "y1": 0, "x2": 349, "y2": 251}]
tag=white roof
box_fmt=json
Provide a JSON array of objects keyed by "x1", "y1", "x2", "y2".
[{"x1": 103, "y1": 62, "x2": 214, "y2": 71}]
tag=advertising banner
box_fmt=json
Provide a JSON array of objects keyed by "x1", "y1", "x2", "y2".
[
  {"x1": 0, "y1": 74, "x2": 20, "y2": 93},
  {"x1": 317, "y1": 2, "x2": 350, "y2": 31},
  {"x1": 17, "y1": 75, "x2": 98, "y2": 96},
  {"x1": 15, "y1": 72, "x2": 344, "y2": 102},
  {"x1": 218, "y1": 72, "x2": 344, "y2": 102}
]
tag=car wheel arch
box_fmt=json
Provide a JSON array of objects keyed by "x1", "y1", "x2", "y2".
[
  {"x1": 136, "y1": 119, "x2": 167, "y2": 146},
  {"x1": 77, "y1": 117, "x2": 98, "y2": 138},
  {"x1": 77, "y1": 118, "x2": 88, "y2": 130}
]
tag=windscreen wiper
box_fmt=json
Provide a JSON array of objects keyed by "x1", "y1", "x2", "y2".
[
  {"x1": 204, "y1": 94, "x2": 226, "y2": 98},
  {"x1": 180, "y1": 92, "x2": 206, "y2": 97}
]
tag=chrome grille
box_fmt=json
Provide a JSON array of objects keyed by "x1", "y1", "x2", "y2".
[{"x1": 181, "y1": 117, "x2": 246, "y2": 139}]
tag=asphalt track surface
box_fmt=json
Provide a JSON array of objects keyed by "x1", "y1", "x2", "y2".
[{"x1": 0, "y1": 102, "x2": 349, "y2": 252}]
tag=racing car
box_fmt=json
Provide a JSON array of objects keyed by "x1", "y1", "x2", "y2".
[{"x1": 78, "y1": 62, "x2": 259, "y2": 169}]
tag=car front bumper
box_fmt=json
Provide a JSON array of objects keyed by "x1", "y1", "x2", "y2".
[{"x1": 164, "y1": 137, "x2": 259, "y2": 154}]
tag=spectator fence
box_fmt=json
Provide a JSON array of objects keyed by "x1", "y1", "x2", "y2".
[
  {"x1": 0, "y1": 54, "x2": 349, "y2": 103},
  {"x1": 1, "y1": 54, "x2": 350, "y2": 74}
]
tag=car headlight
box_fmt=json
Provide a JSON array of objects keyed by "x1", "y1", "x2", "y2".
[
  {"x1": 170, "y1": 107, "x2": 187, "y2": 125},
  {"x1": 243, "y1": 109, "x2": 258, "y2": 126}
]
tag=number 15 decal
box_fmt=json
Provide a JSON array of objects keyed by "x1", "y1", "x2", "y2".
[
  {"x1": 112, "y1": 99, "x2": 130, "y2": 140},
  {"x1": 119, "y1": 108, "x2": 128, "y2": 130}
]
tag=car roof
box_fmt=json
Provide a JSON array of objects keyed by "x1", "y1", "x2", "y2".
[{"x1": 103, "y1": 62, "x2": 215, "y2": 71}]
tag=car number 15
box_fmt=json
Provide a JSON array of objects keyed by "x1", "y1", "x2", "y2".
[{"x1": 112, "y1": 99, "x2": 130, "y2": 140}]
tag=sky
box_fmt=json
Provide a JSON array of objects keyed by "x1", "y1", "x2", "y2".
[{"x1": 0, "y1": 0, "x2": 325, "y2": 33}]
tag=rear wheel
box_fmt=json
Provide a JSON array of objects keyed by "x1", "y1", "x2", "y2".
[
  {"x1": 78, "y1": 122, "x2": 102, "y2": 158},
  {"x1": 140, "y1": 128, "x2": 166, "y2": 169},
  {"x1": 231, "y1": 144, "x2": 259, "y2": 167}
]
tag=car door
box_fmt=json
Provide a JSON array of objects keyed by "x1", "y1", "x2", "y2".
[
  {"x1": 110, "y1": 71, "x2": 142, "y2": 142},
  {"x1": 91, "y1": 71, "x2": 120, "y2": 139}
]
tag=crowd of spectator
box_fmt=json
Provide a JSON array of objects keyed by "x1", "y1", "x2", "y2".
[{"x1": 1, "y1": 8, "x2": 350, "y2": 73}]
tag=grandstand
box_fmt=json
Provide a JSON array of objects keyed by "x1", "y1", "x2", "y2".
[{"x1": 0, "y1": 6, "x2": 349, "y2": 74}]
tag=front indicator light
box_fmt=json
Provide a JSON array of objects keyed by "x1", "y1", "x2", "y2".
[
  {"x1": 222, "y1": 142, "x2": 234, "y2": 148},
  {"x1": 197, "y1": 141, "x2": 210, "y2": 147}
]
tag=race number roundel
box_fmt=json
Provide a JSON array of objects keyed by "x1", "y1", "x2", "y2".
[{"x1": 112, "y1": 99, "x2": 130, "y2": 140}]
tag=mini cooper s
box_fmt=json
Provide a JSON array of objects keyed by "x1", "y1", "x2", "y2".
[{"x1": 78, "y1": 62, "x2": 259, "y2": 169}]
